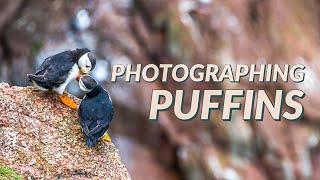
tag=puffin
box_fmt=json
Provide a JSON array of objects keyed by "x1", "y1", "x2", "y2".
[
  {"x1": 27, "y1": 48, "x2": 96, "y2": 109},
  {"x1": 78, "y1": 75, "x2": 114, "y2": 147}
]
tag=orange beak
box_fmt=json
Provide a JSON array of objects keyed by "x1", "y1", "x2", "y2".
[{"x1": 76, "y1": 73, "x2": 81, "y2": 81}]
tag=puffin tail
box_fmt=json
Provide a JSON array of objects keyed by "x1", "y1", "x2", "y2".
[
  {"x1": 86, "y1": 137, "x2": 98, "y2": 148},
  {"x1": 27, "y1": 74, "x2": 34, "y2": 82}
]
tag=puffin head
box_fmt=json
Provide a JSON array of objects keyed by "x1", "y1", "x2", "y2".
[
  {"x1": 76, "y1": 48, "x2": 96, "y2": 74},
  {"x1": 79, "y1": 75, "x2": 98, "y2": 92}
]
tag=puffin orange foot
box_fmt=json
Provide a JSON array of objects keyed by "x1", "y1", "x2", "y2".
[{"x1": 59, "y1": 94, "x2": 77, "y2": 109}]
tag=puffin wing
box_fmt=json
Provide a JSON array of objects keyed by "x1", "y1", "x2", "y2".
[
  {"x1": 87, "y1": 108, "x2": 113, "y2": 136},
  {"x1": 33, "y1": 51, "x2": 75, "y2": 84},
  {"x1": 79, "y1": 93, "x2": 114, "y2": 137},
  {"x1": 89, "y1": 97, "x2": 114, "y2": 137},
  {"x1": 35, "y1": 56, "x2": 54, "y2": 75},
  {"x1": 79, "y1": 99, "x2": 95, "y2": 136}
]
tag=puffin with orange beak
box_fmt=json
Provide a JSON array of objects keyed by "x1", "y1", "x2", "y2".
[{"x1": 27, "y1": 48, "x2": 96, "y2": 109}]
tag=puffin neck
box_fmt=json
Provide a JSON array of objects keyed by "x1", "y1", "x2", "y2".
[{"x1": 86, "y1": 86, "x2": 101, "y2": 97}]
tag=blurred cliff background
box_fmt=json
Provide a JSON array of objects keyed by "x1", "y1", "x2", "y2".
[{"x1": 0, "y1": 0, "x2": 320, "y2": 179}]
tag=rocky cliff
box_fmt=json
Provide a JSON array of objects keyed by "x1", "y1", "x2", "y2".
[{"x1": 0, "y1": 83, "x2": 130, "y2": 179}]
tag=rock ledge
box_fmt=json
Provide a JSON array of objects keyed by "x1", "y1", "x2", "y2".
[{"x1": 0, "y1": 83, "x2": 130, "y2": 179}]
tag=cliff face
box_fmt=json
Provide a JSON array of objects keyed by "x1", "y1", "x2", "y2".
[{"x1": 0, "y1": 83, "x2": 130, "y2": 179}]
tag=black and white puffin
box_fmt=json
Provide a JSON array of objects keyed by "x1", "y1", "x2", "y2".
[
  {"x1": 78, "y1": 75, "x2": 114, "y2": 147},
  {"x1": 27, "y1": 48, "x2": 96, "y2": 109}
]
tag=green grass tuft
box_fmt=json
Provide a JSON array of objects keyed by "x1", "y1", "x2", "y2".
[{"x1": 0, "y1": 165, "x2": 22, "y2": 180}]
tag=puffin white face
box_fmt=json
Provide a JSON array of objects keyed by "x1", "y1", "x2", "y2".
[
  {"x1": 79, "y1": 75, "x2": 98, "y2": 93},
  {"x1": 79, "y1": 78, "x2": 91, "y2": 92},
  {"x1": 78, "y1": 52, "x2": 92, "y2": 74}
]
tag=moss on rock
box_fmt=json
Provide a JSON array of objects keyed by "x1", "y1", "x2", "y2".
[{"x1": 0, "y1": 165, "x2": 22, "y2": 180}]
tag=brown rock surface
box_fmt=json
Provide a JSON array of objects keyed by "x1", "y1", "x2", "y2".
[{"x1": 0, "y1": 83, "x2": 130, "y2": 179}]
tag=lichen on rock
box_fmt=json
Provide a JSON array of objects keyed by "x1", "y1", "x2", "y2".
[{"x1": 0, "y1": 83, "x2": 130, "y2": 179}]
